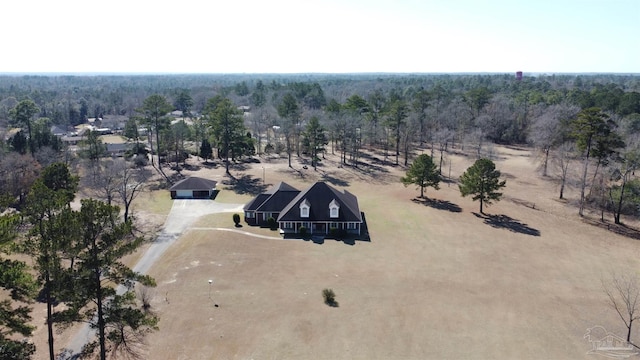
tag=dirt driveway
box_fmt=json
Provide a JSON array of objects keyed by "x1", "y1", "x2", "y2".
[{"x1": 134, "y1": 199, "x2": 244, "y2": 273}]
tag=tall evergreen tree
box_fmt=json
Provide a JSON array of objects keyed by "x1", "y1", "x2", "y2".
[
  {"x1": 302, "y1": 116, "x2": 328, "y2": 169},
  {"x1": 401, "y1": 154, "x2": 440, "y2": 199},
  {"x1": 138, "y1": 94, "x2": 172, "y2": 179},
  {"x1": 205, "y1": 97, "x2": 246, "y2": 175},
  {"x1": 0, "y1": 213, "x2": 37, "y2": 360},
  {"x1": 571, "y1": 107, "x2": 624, "y2": 216},
  {"x1": 277, "y1": 93, "x2": 301, "y2": 167},
  {"x1": 173, "y1": 89, "x2": 193, "y2": 118},
  {"x1": 59, "y1": 199, "x2": 157, "y2": 360},
  {"x1": 23, "y1": 173, "x2": 77, "y2": 360},
  {"x1": 385, "y1": 97, "x2": 409, "y2": 165},
  {"x1": 459, "y1": 158, "x2": 506, "y2": 214},
  {"x1": 10, "y1": 100, "x2": 39, "y2": 157},
  {"x1": 200, "y1": 138, "x2": 213, "y2": 163}
]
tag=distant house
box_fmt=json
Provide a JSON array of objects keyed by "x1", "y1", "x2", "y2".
[
  {"x1": 244, "y1": 181, "x2": 363, "y2": 236},
  {"x1": 61, "y1": 135, "x2": 87, "y2": 145},
  {"x1": 105, "y1": 143, "x2": 134, "y2": 157},
  {"x1": 101, "y1": 115, "x2": 128, "y2": 131},
  {"x1": 50, "y1": 125, "x2": 76, "y2": 137},
  {"x1": 169, "y1": 177, "x2": 218, "y2": 199}
]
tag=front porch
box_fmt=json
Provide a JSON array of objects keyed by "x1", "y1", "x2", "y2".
[{"x1": 278, "y1": 221, "x2": 361, "y2": 236}]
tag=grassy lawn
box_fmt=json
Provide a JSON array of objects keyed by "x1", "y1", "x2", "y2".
[
  {"x1": 35, "y1": 147, "x2": 640, "y2": 359},
  {"x1": 142, "y1": 146, "x2": 640, "y2": 359},
  {"x1": 133, "y1": 189, "x2": 174, "y2": 216},
  {"x1": 214, "y1": 185, "x2": 255, "y2": 204},
  {"x1": 193, "y1": 213, "x2": 281, "y2": 238},
  {"x1": 99, "y1": 134, "x2": 128, "y2": 143}
]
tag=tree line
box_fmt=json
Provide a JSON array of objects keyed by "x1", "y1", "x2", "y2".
[{"x1": 0, "y1": 163, "x2": 156, "y2": 360}]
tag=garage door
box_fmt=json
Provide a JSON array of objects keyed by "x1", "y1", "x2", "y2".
[
  {"x1": 176, "y1": 190, "x2": 193, "y2": 198},
  {"x1": 192, "y1": 190, "x2": 211, "y2": 199}
]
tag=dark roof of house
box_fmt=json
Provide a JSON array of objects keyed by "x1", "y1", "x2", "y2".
[
  {"x1": 51, "y1": 125, "x2": 72, "y2": 136},
  {"x1": 243, "y1": 182, "x2": 300, "y2": 211},
  {"x1": 169, "y1": 177, "x2": 218, "y2": 191},
  {"x1": 277, "y1": 182, "x2": 362, "y2": 223},
  {"x1": 106, "y1": 143, "x2": 133, "y2": 152}
]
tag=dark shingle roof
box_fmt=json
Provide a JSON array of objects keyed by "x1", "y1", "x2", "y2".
[
  {"x1": 243, "y1": 182, "x2": 299, "y2": 211},
  {"x1": 277, "y1": 182, "x2": 362, "y2": 222},
  {"x1": 244, "y1": 194, "x2": 270, "y2": 211},
  {"x1": 169, "y1": 177, "x2": 217, "y2": 191}
]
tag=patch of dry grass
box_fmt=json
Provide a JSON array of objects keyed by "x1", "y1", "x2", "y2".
[
  {"x1": 98, "y1": 134, "x2": 127, "y2": 143},
  {"x1": 193, "y1": 213, "x2": 281, "y2": 238},
  {"x1": 132, "y1": 189, "x2": 174, "y2": 216}
]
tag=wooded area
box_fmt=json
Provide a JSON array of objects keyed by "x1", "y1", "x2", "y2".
[
  {"x1": 2, "y1": 73, "x2": 640, "y2": 217},
  {"x1": 2, "y1": 72, "x2": 640, "y2": 359}
]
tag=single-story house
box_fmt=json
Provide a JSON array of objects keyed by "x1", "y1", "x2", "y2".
[
  {"x1": 101, "y1": 115, "x2": 128, "y2": 131},
  {"x1": 105, "y1": 143, "x2": 134, "y2": 157},
  {"x1": 169, "y1": 177, "x2": 218, "y2": 199},
  {"x1": 61, "y1": 135, "x2": 87, "y2": 145},
  {"x1": 51, "y1": 125, "x2": 76, "y2": 137},
  {"x1": 244, "y1": 181, "x2": 363, "y2": 236},
  {"x1": 244, "y1": 182, "x2": 301, "y2": 226}
]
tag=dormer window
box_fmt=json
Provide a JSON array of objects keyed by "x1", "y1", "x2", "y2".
[
  {"x1": 300, "y1": 199, "x2": 310, "y2": 218},
  {"x1": 329, "y1": 199, "x2": 340, "y2": 218}
]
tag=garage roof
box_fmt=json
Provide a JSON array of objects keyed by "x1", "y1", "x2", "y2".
[{"x1": 169, "y1": 177, "x2": 218, "y2": 191}]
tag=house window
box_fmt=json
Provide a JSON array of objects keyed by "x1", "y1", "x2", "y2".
[
  {"x1": 282, "y1": 222, "x2": 293, "y2": 229},
  {"x1": 329, "y1": 199, "x2": 340, "y2": 218},
  {"x1": 245, "y1": 211, "x2": 254, "y2": 218},
  {"x1": 347, "y1": 223, "x2": 357, "y2": 230},
  {"x1": 300, "y1": 199, "x2": 310, "y2": 218}
]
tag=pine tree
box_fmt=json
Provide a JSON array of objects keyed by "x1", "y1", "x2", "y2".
[
  {"x1": 205, "y1": 97, "x2": 247, "y2": 175},
  {"x1": 61, "y1": 199, "x2": 157, "y2": 360},
  {"x1": 401, "y1": 154, "x2": 440, "y2": 199},
  {"x1": 200, "y1": 138, "x2": 213, "y2": 163},
  {"x1": 459, "y1": 158, "x2": 506, "y2": 214},
  {"x1": 0, "y1": 213, "x2": 37, "y2": 360},
  {"x1": 302, "y1": 116, "x2": 328, "y2": 169}
]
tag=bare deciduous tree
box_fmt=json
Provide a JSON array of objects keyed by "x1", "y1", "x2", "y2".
[
  {"x1": 116, "y1": 161, "x2": 149, "y2": 223},
  {"x1": 85, "y1": 159, "x2": 121, "y2": 206},
  {"x1": 529, "y1": 104, "x2": 579, "y2": 177},
  {"x1": 603, "y1": 273, "x2": 640, "y2": 346},
  {"x1": 551, "y1": 142, "x2": 576, "y2": 199}
]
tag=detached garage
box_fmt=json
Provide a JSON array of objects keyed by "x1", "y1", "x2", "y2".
[{"x1": 169, "y1": 177, "x2": 218, "y2": 199}]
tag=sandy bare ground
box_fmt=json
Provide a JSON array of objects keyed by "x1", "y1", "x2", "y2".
[{"x1": 29, "y1": 146, "x2": 640, "y2": 359}]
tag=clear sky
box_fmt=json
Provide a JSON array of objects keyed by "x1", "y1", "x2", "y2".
[{"x1": 2, "y1": 0, "x2": 638, "y2": 74}]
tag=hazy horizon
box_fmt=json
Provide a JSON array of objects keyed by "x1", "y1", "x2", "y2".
[{"x1": 3, "y1": 0, "x2": 638, "y2": 74}]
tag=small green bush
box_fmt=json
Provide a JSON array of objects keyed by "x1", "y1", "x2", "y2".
[
  {"x1": 233, "y1": 213, "x2": 241, "y2": 226},
  {"x1": 329, "y1": 227, "x2": 338, "y2": 237},
  {"x1": 329, "y1": 227, "x2": 347, "y2": 239},
  {"x1": 299, "y1": 226, "x2": 307, "y2": 236},
  {"x1": 323, "y1": 288, "x2": 337, "y2": 307},
  {"x1": 267, "y1": 217, "x2": 277, "y2": 230}
]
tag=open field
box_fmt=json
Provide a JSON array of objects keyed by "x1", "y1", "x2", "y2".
[
  {"x1": 26, "y1": 145, "x2": 640, "y2": 359},
  {"x1": 133, "y1": 146, "x2": 640, "y2": 359}
]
